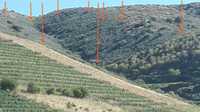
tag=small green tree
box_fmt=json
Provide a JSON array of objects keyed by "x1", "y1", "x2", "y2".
[
  {"x1": 0, "y1": 78, "x2": 17, "y2": 92},
  {"x1": 46, "y1": 88, "x2": 56, "y2": 95},
  {"x1": 62, "y1": 89, "x2": 74, "y2": 97},
  {"x1": 168, "y1": 68, "x2": 181, "y2": 76},
  {"x1": 79, "y1": 87, "x2": 88, "y2": 97},
  {"x1": 27, "y1": 82, "x2": 41, "y2": 94},
  {"x1": 73, "y1": 88, "x2": 82, "y2": 98},
  {"x1": 73, "y1": 87, "x2": 88, "y2": 98}
]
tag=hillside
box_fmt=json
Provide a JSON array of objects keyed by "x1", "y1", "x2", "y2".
[
  {"x1": 0, "y1": 33, "x2": 199, "y2": 112},
  {"x1": 0, "y1": 90, "x2": 63, "y2": 112},
  {"x1": 34, "y1": 2, "x2": 200, "y2": 103},
  {"x1": 0, "y1": 10, "x2": 79, "y2": 59}
]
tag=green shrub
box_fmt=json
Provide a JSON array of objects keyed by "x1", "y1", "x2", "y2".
[
  {"x1": 27, "y1": 82, "x2": 41, "y2": 94},
  {"x1": 62, "y1": 89, "x2": 74, "y2": 97},
  {"x1": 66, "y1": 102, "x2": 72, "y2": 109},
  {"x1": 73, "y1": 87, "x2": 88, "y2": 98},
  {"x1": 166, "y1": 18, "x2": 173, "y2": 23},
  {"x1": 0, "y1": 78, "x2": 17, "y2": 92},
  {"x1": 168, "y1": 68, "x2": 181, "y2": 76},
  {"x1": 46, "y1": 88, "x2": 56, "y2": 95},
  {"x1": 62, "y1": 87, "x2": 88, "y2": 98},
  {"x1": 11, "y1": 25, "x2": 22, "y2": 32},
  {"x1": 56, "y1": 88, "x2": 63, "y2": 92},
  {"x1": 6, "y1": 20, "x2": 13, "y2": 24},
  {"x1": 175, "y1": 17, "x2": 181, "y2": 23}
]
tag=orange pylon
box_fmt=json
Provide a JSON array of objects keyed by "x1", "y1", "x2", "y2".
[
  {"x1": 3, "y1": 0, "x2": 8, "y2": 17},
  {"x1": 40, "y1": 1, "x2": 45, "y2": 45},
  {"x1": 28, "y1": 0, "x2": 33, "y2": 21},
  {"x1": 117, "y1": 0, "x2": 127, "y2": 21},
  {"x1": 178, "y1": 0, "x2": 184, "y2": 33},
  {"x1": 105, "y1": 7, "x2": 109, "y2": 20},
  {"x1": 96, "y1": 2, "x2": 101, "y2": 64},
  {"x1": 56, "y1": 0, "x2": 61, "y2": 16},
  {"x1": 85, "y1": 0, "x2": 91, "y2": 13},
  {"x1": 101, "y1": 1, "x2": 105, "y2": 21}
]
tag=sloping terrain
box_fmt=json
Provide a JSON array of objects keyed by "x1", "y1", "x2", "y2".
[
  {"x1": 0, "y1": 10, "x2": 78, "y2": 59},
  {"x1": 20, "y1": 93, "x2": 123, "y2": 112},
  {"x1": 0, "y1": 32, "x2": 199, "y2": 112},
  {"x1": 0, "y1": 90, "x2": 62, "y2": 112},
  {"x1": 34, "y1": 3, "x2": 200, "y2": 103}
]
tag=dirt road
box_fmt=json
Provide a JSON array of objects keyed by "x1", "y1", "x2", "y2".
[{"x1": 0, "y1": 32, "x2": 198, "y2": 112}]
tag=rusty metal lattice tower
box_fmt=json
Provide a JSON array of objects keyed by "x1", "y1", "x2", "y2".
[
  {"x1": 40, "y1": 1, "x2": 46, "y2": 45},
  {"x1": 28, "y1": 0, "x2": 33, "y2": 21},
  {"x1": 3, "y1": 0, "x2": 8, "y2": 17},
  {"x1": 56, "y1": 0, "x2": 61, "y2": 16},
  {"x1": 178, "y1": 0, "x2": 184, "y2": 33},
  {"x1": 117, "y1": 0, "x2": 127, "y2": 21},
  {"x1": 96, "y1": 2, "x2": 101, "y2": 64},
  {"x1": 101, "y1": 1, "x2": 106, "y2": 21}
]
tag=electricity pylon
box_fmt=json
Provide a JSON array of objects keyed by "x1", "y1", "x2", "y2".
[
  {"x1": 56, "y1": 0, "x2": 61, "y2": 16},
  {"x1": 101, "y1": 1, "x2": 105, "y2": 21},
  {"x1": 105, "y1": 7, "x2": 109, "y2": 20},
  {"x1": 28, "y1": 0, "x2": 33, "y2": 21},
  {"x1": 85, "y1": 0, "x2": 91, "y2": 13},
  {"x1": 3, "y1": 0, "x2": 8, "y2": 17},
  {"x1": 40, "y1": 1, "x2": 45, "y2": 45},
  {"x1": 96, "y1": 2, "x2": 101, "y2": 64},
  {"x1": 178, "y1": 0, "x2": 184, "y2": 33},
  {"x1": 117, "y1": 0, "x2": 127, "y2": 21}
]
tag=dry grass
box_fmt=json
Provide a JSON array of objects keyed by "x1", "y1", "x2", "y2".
[{"x1": 19, "y1": 93, "x2": 123, "y2": 112}]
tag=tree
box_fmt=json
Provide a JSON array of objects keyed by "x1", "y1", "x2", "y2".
[
  {"x1": 62, "y1": 89, "x2": 74, "y2": 97},
  {"x1": 0, "y1": 78, "x2": 17, "y2": 92},
  {"x1": 46, "y1": 88, "x2": 56, "y2": 95},
  {"x1": 73, "y1": 87, "x2": 88, "y2": 98},
  {"x1": 27, "y1": 82, "x2": 41, "y2": 94},
  {"x1": 175, "y1": 16, "x2": 181, "y2": 23},
  {"x1": 168, "y1": 68, "x2": 181, "y2": 76}
]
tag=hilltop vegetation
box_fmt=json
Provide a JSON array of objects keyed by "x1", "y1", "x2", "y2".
[
  {"x1": 34, "y1": 3, "x2": 200, "y2": 104},
  {"x1": 0, "y1": 10, "x2": 76, "y2": 59}
]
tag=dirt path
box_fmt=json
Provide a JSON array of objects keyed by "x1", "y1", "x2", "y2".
[
  {"x1": 0, "y1": 32, "x2": 198, "y2": 112},
  {"x1": 19, "y1": 93, "x2": 123, "y2": 112}
]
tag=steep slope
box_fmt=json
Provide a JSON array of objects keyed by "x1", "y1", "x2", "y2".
[
  {"x1": 20, "y1": 93, "x2": 123, "y2": 112},
  {"x1": 0, "y1": 10, "x2": 77, "y2": 59},
  {"x1": 35, "y1": 4, "x2": 196, "y2": 63},
  {"x1": 0, "y1": 90, "x2": 63, "y2": 112},
  {"x1": 35, "y1": 3, "x2": 200, "y2": 103},
  {"x1": 0, "y1": 32, "x2": 199, "y2": 112}
]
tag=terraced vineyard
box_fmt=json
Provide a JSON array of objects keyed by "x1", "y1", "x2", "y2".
[
  {"x1": 0, "y1": 90, "x2": 62, "y2": 112},
  {"x1": 0, "y1": 39, "x2": 197, "y2": 112}
]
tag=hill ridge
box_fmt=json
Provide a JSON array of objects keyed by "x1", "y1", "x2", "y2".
[{"x1": 0, "y1": 32, "x2": 198, "y2": 112}]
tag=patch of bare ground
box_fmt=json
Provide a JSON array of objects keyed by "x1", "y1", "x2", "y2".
[{"x1": 19, "y1": 93, "x2": 123, "y2": 112}]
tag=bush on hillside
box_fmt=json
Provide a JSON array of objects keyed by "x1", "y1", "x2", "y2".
[
  {"x1": 62, "y1": 87, "x2": 88, "y2": 98},
  {"x1": 11, "y1": 25, "x2": 22, "y2": 32},
  {"x1": 56, "y1": 88, "x2": 63, "y2": 93},
  {"x1": 166, "y1": 18, "x2": 173, "y2": 23},
  {"x1": 46, "y1": 88, "x2": 56, "y2": 95},
  {"x1": 73, "y1": 87, "x2": 88, "y2": 98},
  {"x1": 6, "y1": 20, "x2": 13, "y2": 24},
  {"x1": 27, "y1": 82, "x2": 41, "y2": 94},
  {"x1": 0, "y1": 78, "x2": 17, "y2": 92},
  {"x1": 195, "y1": 9, "x2": 200, "y2": 15},
  {"x1": 168, "y1": 68, "x2": 181, "y2": 76},
  {"x1": 175, "y1": 17, "x2": 181, "y2": 23},
  {"x1": 62, "y1": 89, "x2": 74, "y2": 97}
]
